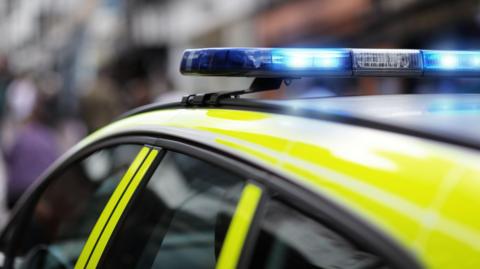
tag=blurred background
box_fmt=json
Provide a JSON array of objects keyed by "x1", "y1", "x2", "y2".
[{"x1": 1, "y1": 0, "x2": 480, "y2": 214}]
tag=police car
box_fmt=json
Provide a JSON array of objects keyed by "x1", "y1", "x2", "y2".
[{"x1": 1, "y1": 48, "x2": 479, "y2": 269}]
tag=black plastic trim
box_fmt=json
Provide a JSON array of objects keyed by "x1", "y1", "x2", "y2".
[
  {"x1": 180, "y1": 78, "x2": 284, "y2": 106},
  {"x1": 118, "y1": 102, "x2": 182, "y2": 119}
]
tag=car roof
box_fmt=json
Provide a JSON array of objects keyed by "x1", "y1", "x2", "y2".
[
  {"x1": 266, "y1": 94, "x2": 480, "y2": 148},
  {"x1": 124, "y1": 93, "x2": 480, "y2": 150}
]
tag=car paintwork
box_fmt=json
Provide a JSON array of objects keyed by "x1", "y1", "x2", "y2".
[
  {"x1": 216, "y1": 184, "x2": 263, "y2": 269},
  {"x1": 66, "y1": 107, "x2": 480, "y2": 269}
]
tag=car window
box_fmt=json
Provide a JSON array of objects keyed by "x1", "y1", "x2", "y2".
[
  {"x1": 248, "y1": 200, "x2": 390, "y2": 269},
  {"x1": 100, "y1": 151, "x2": 246, "y2": 269},
  {"x1": 10, "y1": 144, "x2": 143, "y2": 269}
]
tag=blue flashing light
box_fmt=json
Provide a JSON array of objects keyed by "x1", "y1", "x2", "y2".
[
  {"x1": 180, "y1": 48, "x2": 272, "y2": 77},
  {"x1": 180, "y1": 48, "x2": 480, "y2": 78},
  {"x1": 271, "y1": 49, "x2": 350, "y2": 71},
  {"x1": 423, "y1": 50, "x2": 480, "y2": 75}
]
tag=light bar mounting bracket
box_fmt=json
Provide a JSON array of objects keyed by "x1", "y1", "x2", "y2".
[{"x1": 181, "y1": 78, "x2": 284, "y2": 106}]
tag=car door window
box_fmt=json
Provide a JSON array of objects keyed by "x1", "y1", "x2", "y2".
[
  {"x1": 9, "y1": 144, "x2": 144, "y2": 269},
  {"x1": 100, "y1": 151, "x2": 246, "y2": 269},
  {"x1": 248, "y1": 200, "x2": 390, "y2": 269}
]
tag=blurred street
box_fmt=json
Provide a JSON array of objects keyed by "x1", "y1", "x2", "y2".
[{"x1": 1, "y1": 0, "x2": 480, "y2": 216}]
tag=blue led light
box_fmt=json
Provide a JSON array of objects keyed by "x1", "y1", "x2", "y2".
[
  {"x1": 271, "y1": 49, "x2": 348, "y2": 69},
  {"x1": 180, "y1": 48, "x2": 272, "y2": 76},
  {"x1": 422, "y1": 50, "x2": 480, "y2": 75}
]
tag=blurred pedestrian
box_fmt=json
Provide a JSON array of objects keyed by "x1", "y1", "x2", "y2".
[
  {"x1": 4, "y1": 76, "x2": 60, "y2": 208},
  {"x1": 0, "y1": 54, "x2": 12, "y2": 222},
  {"x1": 0, "y1": 54, "x2": 12, "y2": 121},
  {"x1": 124, "y1": 78, "x2": 154, "y2": 109},
  {"x1": 37, "y1": 71, "x2": 86, "y2": 153},
  {"x1": 80, "y1": 66, "x2": 124, "y2": 133},
  {"x1": 0, "y1": 153, "x2": 9, "y2": 228},
  {"x1": 2, "y1": 72, "x2": 38, "y2": 149}
]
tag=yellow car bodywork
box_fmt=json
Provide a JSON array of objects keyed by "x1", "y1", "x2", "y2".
[{"x1": 73, "y1": 107, "x2": 480, "y2": 269}]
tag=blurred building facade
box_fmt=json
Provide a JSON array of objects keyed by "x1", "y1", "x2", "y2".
[{"x1": 0, "y1": 0, "x2": 479, "y2": 107}]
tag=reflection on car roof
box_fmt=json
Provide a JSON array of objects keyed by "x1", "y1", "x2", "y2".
[{"x1": 268, "y1": 94, "x2": 480, "y2": 146}]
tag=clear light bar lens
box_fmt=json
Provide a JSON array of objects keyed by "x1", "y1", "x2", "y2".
[{"x1": 352, "y1": 49, "x2": 422, "y2": 75}]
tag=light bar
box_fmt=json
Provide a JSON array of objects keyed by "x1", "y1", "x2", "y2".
[{"x1": 180, "y1": 48, "x2": 480, "y2": 77}]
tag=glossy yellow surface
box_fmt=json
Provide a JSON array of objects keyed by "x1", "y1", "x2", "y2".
[
  {"x1": 80, "y1": 108, "x2": 480, "y2": 269},
  {"x1": 217, "y1": 184, "x2": 262, "y2": 269}
]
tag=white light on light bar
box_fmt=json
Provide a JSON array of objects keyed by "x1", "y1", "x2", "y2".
[
  {"x1": 272, "y1": 49, "x2": 346, "y2": 69},
  {"x1": 352, "y1": 49, "x2": 422, "y2": 76}
]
